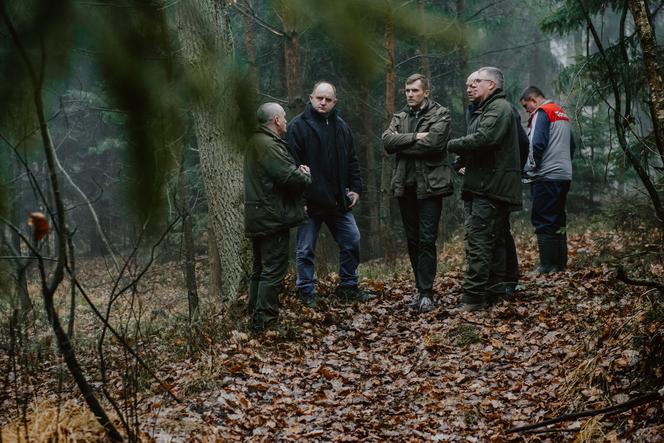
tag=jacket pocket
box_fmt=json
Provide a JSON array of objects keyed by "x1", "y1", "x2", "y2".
[
  {"x1": 423, "y1": 158, "x2": 451, "y2": 190},
  {"x1": 244, "y1": 201, "x2": 277, "y2": 235}
]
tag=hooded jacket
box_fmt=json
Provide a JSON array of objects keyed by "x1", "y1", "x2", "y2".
[{"x1": 287, "y1": 103, "x2": 363, "y2": 216}]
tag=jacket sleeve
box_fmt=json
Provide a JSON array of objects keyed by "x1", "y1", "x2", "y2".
[
  {"x1": 398, "y1": 107, "x2": 451, "y2": 157},
  {"x1": 511, "y1": 105, "x2": 530, "y2": 169},
  {"x1": 346, "y1": 127, "x2": 363, "y2": 195},
  {"x1": 382, "y1": 114, "x2": 417, "y2": 154},
  {"x1": 447, "y1": 103, "x2": 511, "y2": 155},
  {"x1": 261, "y1": 143, "x2": 311, "y2": 191},
  {"x1": 530, "y1": 109, "x2": 550, "y2": 169}
]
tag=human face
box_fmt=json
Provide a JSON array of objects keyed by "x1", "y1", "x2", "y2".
[
  {"x1": 472, "y1": 72, "x2": 495, "y2": 103},
  {"x1": 274, "y1": 110, "x2": 287, "y2": 136},
  {"x1": 310, "y1": 83, "x2": 337, "y2": 115},
  {"x1": 465, "y1": 72, "x2": 479, "y2": 103},
  {"x1": 520, "y1": 97, "x2": 539, "y2": 114},
  {"x1": 405, "y1": 79, "x2": 429, "y2": 109}
]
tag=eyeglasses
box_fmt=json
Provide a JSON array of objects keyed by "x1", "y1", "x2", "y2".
[{"x1": 472, "y1": 78, "x2": 494, "y2": 85}]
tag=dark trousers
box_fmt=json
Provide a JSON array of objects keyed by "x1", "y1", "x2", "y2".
[
  {"x1": 397, "y1": 187, "x2": 443, "y2": 297},
  {"x1": 248, "y1": 230, "x2": 290, "y2": 328},
  {"x1": 531, "y1": 180, "x2": 571, "y2": 235},
  {"x1": 504, "y1": 216, "x2": 519, "y2": 289},
  {"x1": 462, "y1": 197, "x2": 509, "y2": 300}
]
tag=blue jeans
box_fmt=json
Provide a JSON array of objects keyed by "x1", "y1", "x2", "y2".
[{"x1": 295, "y1": 209, "x2": 360, "y2": 295}]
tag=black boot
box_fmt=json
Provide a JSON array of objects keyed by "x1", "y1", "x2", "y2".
[
  {"x1": 536, "y1": 234, "x2": 558, "y2": 274},
  {"x1": 247, "y1": 279, "x2": 259, "y2": 315},
  {"x1": 558, "y1": 232, "x2": 568, "y2": 271},
  {"x1": 252, "y1": 283, "x2": 280, "y2": 331}
]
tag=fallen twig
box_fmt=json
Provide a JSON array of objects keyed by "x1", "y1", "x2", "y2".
[
  {"x1": 505, "y1": 388, "x2": 664, "y2": 434},
  {"x1": 615, "y1": 266, "x2": 664, "y2": 293}
]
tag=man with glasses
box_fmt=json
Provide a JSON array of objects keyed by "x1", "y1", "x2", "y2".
[{"x1": 447, "y1": 67, "x2": 522, "y2": 311}]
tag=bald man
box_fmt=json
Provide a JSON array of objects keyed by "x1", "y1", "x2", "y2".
[
  {"x1": 245, "y1": 103, "x2": 311, "y2": 331},
  {"x1": 287, "y1": 81, "x2": 369, "y2": 306}
]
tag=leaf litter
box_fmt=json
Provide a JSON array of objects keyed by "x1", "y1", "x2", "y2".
[{"x1": 1, "y1": 230, "x2": 663, "y2": 441}]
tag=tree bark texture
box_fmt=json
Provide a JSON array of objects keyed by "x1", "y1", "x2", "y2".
[
  {"x1": 177, "y1": 0, "x2": 250, "y2": 302},
  {"x1": 630, "y1": 0, "x2": 664, "y2": 167},
  {"x1": 208, "y1": 227, "x2": 223, "y2": 299}
]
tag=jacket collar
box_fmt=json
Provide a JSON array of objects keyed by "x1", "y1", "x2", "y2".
[
  {"x1": 399, "y1": 99, "x2": 437, "y2": 117},
  {"x1": 257, "y1": 125, "x2": 286, "y2": 142},
  {"x1": 303, "y1": 102, "x2": 338, "y2": 123},
  {"x1": 476, "y1": 89, "x2": 506, "y2": 112},
  {"x1": 527, "y1": 99, "x2": 553, "y2": 125}
]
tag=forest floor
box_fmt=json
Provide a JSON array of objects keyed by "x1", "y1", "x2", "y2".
[{"x1": 1, "y1": 225, "x2": 664, "y2": 442}]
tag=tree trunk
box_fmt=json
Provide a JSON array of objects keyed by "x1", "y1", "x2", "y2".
[
  {"x1": 178, "y1": 159, "x2": 199, "y2": 321},
  {"x1": 208, "y1": 227, "x2": 223, "y2": 299},
  {"x1": 380, "y1": 10, "x2": 396, "y2": 259},
  {"x1": 418, "y1": 0, "x2": 431, "y2": 79},
  {"x1": 176, "y1": 0, "x2": 250, "y2": 302},
  {"x1": 630, "y1": 0, "x2": 664, "y2": 167},
  {"x1": 278, "y1": 0, "x2": 304, "y2": 114},
  {"x1": 241, "y1": 0, "x2": 259, "y2": 91}
]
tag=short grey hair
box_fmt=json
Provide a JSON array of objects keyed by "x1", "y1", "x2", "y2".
[
  {"x1": 256, "y1": 102, "x2": 284, "y2": 126},
  {"x1": 478, "y1": 66, "x2": 504, "y2": 90}
]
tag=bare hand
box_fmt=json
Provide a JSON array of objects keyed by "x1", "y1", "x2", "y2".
[
  {"x1": 347, "y1": 191, "x2": 360, "y2": 209},
  {"x1": 458, "y1": 167, "x2": 466, "y2": 176},
  {"x1": 416, "y1": 132, "x2": 429, "y2": 140},
  {"x1": 298, "y1": 164, "x2": 311, "y2": 175}
]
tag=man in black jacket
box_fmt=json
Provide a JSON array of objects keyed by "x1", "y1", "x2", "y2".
[
  {"x1": 287, "y1": 82, "x2": 366, "y2": 306},
  {"x1": 382, "y1": 73, "x2": 452, "y2": 313},
  {"x1": 245, "y1": 102, "x2": 311, "y2": 331}
]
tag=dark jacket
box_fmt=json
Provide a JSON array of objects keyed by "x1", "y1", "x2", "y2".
[
  {"x1": 447, "y1": 90, "x2": 522, "y2": 206},
  {"x1": 244, "y1": 127, "x2": 311, "y2": 238},
  {"x1": 287, "y1": 103, "x2": 363, "y2": 215},
  {"x1": 382, "y1": 100, "x2": 453, "y2": 199}
]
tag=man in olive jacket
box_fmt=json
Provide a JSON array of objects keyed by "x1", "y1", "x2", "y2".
[
  {"x1": 244, "y1": 102, "x2": 311, "y2": 331},
  {"x1": 447, "y1": 67, "x2": 522, "y2": 311},
  {"x1": 383, "y1": 73, "x2": 452, "y2": 313}
]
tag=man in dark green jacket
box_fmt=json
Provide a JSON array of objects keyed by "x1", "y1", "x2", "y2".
[
  {"x1": 244, "y1": 102, "x2": 311, "y2": 331},
  {"x1": 447, "y1": 67, "x2": 522, "y2": 311},
  {"x1": 383, "y1": 73, "x2": 452, "y2": 313}
]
